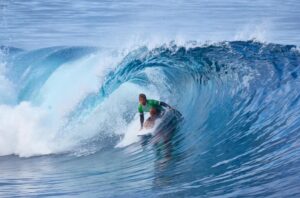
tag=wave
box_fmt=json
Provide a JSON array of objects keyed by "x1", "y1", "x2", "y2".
[{"x1": 0, "y1": 41, "x2": 299, "y2": 161}]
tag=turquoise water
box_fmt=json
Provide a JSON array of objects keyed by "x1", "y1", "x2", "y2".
[{"x1": 1, "y1": 1, "x2": 300, "y2": 197}]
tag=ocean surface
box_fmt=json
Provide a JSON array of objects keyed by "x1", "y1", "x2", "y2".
[{"x1": 1, "y1": 0, "x2": 300, "y2": 197}]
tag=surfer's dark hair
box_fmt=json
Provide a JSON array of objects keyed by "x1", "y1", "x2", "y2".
[{"x1": 139, "y1": 93, "x2": 146, "y2": 99}]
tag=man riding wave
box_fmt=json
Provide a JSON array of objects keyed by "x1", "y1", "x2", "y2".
[{"x1": 138, "y1": 93, "x2": 173, "y2": 130}]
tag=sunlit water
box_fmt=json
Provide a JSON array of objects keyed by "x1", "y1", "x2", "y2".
[{"x1": 0, "y1": 1, "x2": 300, "y2": 197}]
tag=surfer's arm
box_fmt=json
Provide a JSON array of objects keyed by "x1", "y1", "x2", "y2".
[
  {"x1": 138, "y1": 104, "x2": 144, "y2": 129},
  {"x1": 160, "y1": 101, "x2": 173, "y2": 109},
  {"x1": 140, "y1": 113, "x2": 144, "y2": 129}
]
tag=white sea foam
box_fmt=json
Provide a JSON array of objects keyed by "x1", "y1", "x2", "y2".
[
  {"x1": 0, "y1": 102, "x2": 53, "y2": 157},
  {"x1": 0, "y1": 50, "x2": 127, "y2": 157},
  {"x1": 234, "y1": 20, "x2": 271, "y2": 42}
]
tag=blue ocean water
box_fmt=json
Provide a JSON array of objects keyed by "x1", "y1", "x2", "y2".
[{"x1": 1, "y1": 1, "x2": 300, "y2": 197}]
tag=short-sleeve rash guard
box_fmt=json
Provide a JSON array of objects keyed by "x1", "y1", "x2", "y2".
[{"x1": 138, "y1": 99, "x2": 162, "y2": 113}]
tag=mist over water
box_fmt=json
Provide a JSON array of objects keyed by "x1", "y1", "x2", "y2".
[{"x1": 1, "y1": 1, "x2": 300, "y2": 197}]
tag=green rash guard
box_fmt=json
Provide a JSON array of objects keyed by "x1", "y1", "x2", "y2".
[{"x1": 138, "y1": 99, "x2": 163, "y2": 114}]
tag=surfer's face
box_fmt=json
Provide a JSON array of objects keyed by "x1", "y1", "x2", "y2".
[{"x1": 139, "y1": 96, "x2": 146, "y2": 105}]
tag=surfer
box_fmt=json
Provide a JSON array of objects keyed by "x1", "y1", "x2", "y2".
[{"x1": 138, "y1": 93, "x2": 173, "y2": 130}]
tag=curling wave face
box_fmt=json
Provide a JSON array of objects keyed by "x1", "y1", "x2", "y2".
[{"x1": 0, "y1": 41, "x2": 300, "y2": 197}]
